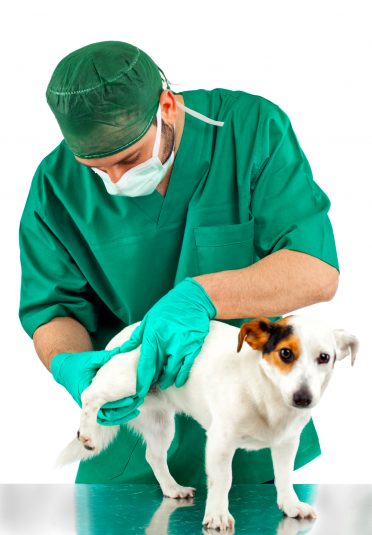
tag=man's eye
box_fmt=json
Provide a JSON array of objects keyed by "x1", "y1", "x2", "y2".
[
  {"x1": 279, "y1": 348, "x2": 295, "y2": 364},
  {"x1": 317, "y1": 353, "x2": 330, "y2": 364},
  {"x1": 119, "y1": 152, "x2": 142, "y2": 165},
  {"x1": 117, "y1": 159, "x2": 136, "y2": 166}
]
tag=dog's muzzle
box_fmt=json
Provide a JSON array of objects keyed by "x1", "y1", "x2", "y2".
[{"x1": 292, "y1": 386, "x2": 312, "y2": 408}]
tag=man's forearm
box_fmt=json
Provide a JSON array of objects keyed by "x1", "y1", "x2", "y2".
[
  {"x1": 33, "y1": 316, "x2": 93, "y2": 372},
  {"x1": 194, "y1": 249, "x2": 339, "y2": 319}
]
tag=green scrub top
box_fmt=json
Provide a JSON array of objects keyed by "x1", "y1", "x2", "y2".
[{"x1": 18, "y1": 88, "x2": 339, "y2": 485}]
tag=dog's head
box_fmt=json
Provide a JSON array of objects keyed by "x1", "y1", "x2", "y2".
[{"x1": 237, "y1": 315, "x2": 359, "y2": 410}]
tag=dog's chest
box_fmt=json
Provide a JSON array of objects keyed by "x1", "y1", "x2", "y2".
[{"x1": 234, "y1": 408, "x2": 307, "y2": 450}]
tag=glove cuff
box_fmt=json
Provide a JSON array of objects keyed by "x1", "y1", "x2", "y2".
[
  {"x1": 183, "y1": 277, "x2": 218, "y2": 319},
  {"x1": 50, "y1": 351, "x2": 71, "y2": 383}
]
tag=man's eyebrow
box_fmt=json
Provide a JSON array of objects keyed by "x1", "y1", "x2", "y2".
[{"x1": 79, "y1": 149, "x2": 141, "y2": 168}]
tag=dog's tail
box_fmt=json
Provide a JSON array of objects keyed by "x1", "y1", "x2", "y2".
[{"x1": 53, "y1": 425, "x2": 120, "y2": 469}]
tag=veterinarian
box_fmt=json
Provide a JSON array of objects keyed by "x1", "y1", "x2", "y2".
[{"x1": 18, "y1": 41, "x2": 339, "y2": 485}]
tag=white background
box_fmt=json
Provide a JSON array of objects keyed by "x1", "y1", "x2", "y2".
[{"x1": 1, "y1": 0, "x2": 371, "y2": 485}]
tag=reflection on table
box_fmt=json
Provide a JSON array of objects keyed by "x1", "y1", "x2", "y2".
[{"x1": 1, "y1": 484, "x2": 372, "y2": 534}]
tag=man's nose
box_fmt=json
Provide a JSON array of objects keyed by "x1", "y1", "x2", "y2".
[{"x1": 106, "y1": 167, "x2": 124, "y2": 184}]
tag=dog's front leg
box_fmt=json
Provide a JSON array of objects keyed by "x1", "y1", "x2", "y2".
[
  {"x1": 202, "y1": 425, "x2": 235, "y2": 532},
  {"x1": 271, "y1": 437, "x2": 317, "y2": 519}
]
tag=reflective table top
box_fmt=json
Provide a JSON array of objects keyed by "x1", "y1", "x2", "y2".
[{"x1": 1, "y1": 484, "x2": 372, "y2": 535}]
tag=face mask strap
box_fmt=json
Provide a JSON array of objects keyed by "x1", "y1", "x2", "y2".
[
  {"x1": 176, "y1": 100, "x2": 224, "y2": 127},
  {"x1": 152, "y1": 104, "x2": 162, "y2": 157}
]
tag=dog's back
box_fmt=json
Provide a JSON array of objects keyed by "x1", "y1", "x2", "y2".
[{"x1": 153, "y1": 320, "x2": 260, "y2": 429}]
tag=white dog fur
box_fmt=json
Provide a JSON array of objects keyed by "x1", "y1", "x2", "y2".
[{"x1": 55, "y1": 314, "x2": 359, "y2": 532}]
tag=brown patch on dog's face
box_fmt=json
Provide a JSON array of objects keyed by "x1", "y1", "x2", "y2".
[
  {"x1": 263, "y1": 336, "x2": 301, "y2": 374},
  {"x1": 237, "y1": 316, "x2": 301, "y2": 374}
]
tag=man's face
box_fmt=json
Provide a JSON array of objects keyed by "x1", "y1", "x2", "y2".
[{"x1": 75, "y1": 113, "x2": 175, "y2": 184}]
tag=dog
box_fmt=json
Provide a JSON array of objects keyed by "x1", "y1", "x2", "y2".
[{"x1": 55, "y1": 314, "x2": 359, "y2": 532}]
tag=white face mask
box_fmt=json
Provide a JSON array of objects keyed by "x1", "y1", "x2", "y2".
[
  {"x1": 92, "y1": 104, "x2": 175, "y2": 197},
  {"x1": 91, "y1": 99, "x2": 224, "y2": 197}
]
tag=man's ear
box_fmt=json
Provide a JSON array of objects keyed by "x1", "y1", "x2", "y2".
[
  {"x1": 333, "y1": 328, "x2": 359, "y2": 366},
  {"x1": 237, "y1": 318, "x2": 273, "y2": 352}
]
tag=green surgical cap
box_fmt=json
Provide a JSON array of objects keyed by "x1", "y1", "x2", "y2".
[{"x1": 46, "y1": 41, "x2": 169, "y2": 159}]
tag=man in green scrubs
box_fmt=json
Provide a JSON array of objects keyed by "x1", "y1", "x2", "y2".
[{"x1": 18, "y1": 41, "x2": 339, "y2": 485}]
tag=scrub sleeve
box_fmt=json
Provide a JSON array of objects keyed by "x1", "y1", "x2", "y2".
[{"x1": 18, "y1": 88, "x2": 339, "y2": 486}]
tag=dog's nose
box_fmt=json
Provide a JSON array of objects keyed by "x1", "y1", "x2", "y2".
[{"x1": 292, "y1": 388, "x2": 312, "y2": 408}]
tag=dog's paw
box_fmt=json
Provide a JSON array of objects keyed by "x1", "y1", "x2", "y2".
[
  {"x1": 202, "y1": 509, "x2": 235, "y2": 531},
  {"x1": 77, "y1": 429, "x2": 96, "y2": 451},
  {"x1": 278, "y1": 499, "x2": 317, "y2": 519},
  {"x1": 163, "y1": 484, "x2": 196, "y2": 499}
]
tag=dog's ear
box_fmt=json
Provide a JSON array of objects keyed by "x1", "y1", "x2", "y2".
[
  {"x1": 237, "y1": 317, "x2": 273, "y2": 352},
  {"x1": 333, "y1": 328, "x2": 359, "y2": 366}
]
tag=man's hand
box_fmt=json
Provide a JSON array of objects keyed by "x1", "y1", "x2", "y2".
[
  {"x1": 51, "y1": 348, "x2": 142, "y2": 424},
  {"x1": 96, "y1": 277, "x2": 217, "y2": 425}
]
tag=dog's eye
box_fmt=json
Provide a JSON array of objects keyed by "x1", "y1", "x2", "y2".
[
  {"x1": 279, "y1": 348, "x2": 294, "y2": 363},
  {"x1": 317, "y1": 353, "x2": 330, "y2": 364}
]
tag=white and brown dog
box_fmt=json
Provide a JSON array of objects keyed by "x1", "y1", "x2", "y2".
[{"x1": 55, "y1": 315, "x2": 359, "y2": 532}]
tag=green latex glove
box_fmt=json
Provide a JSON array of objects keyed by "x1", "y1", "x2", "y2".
[
  {"x1": 96, "y1": 277, "x2": 217, "y2": 425},
  {"x1": 50, "y1": 348, "x2": 142, "y2": 425}
]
